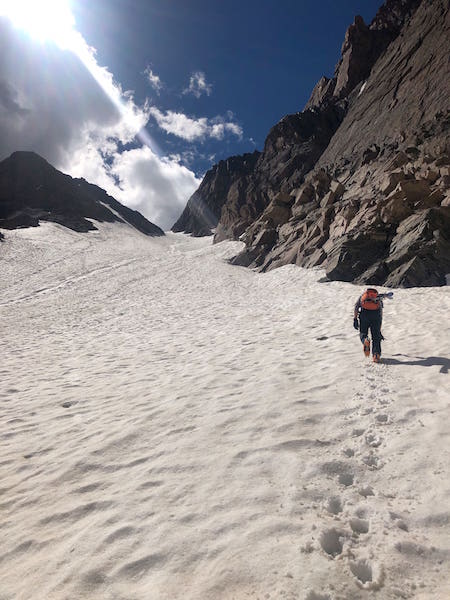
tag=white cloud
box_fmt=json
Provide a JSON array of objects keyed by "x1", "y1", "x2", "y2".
[
  {"x1": 111, "y1": 147, "x2": 201, "y2": 229},
  {"x1": 149, "y1": 108, "x2": 209, "y2": 141},
  {"x1": 183, "y1": 71, "x2": 212, "y2": 98},
  {"x1": 149, "y1": 107, "x2": 243, "y2": 142},
  {"x1": 69, "y1": 142, "x2": 200, "y2": 230},
  {"x1": 145, "y1": 67, "x2": 163, "y2": 94},
  {"x1": 0, "y1": 16, "x2": 199, "y2": 230}
]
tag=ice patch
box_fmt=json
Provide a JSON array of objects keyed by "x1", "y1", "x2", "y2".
[{"x1": 358, "y1": 81, "x2": 367, "y2": 96}]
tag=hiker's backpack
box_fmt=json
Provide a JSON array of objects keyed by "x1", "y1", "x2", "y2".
[{"x1": 360, "y1": 288, "x2": 381, "y2": 310}]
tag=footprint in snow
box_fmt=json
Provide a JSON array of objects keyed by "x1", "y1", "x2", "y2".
[
  {"x1": 305, "y1": 591, "x2": 331, "y2": 600},
  {"x1": 319, "y1": 528, "x2": 345, "y2": 558},
  {"x1": 376, "y1": 414, "x2": 390, "y2": 424},
  {"x1": 362, "y1": 452, "x2": 383, "y2": 470},
  {"x1": 378, "y1": 397, "x2": 391, "y2": 405},
  {"x1": 358, "y1": 485, "x2": 375, "y2": 497},
  {"x1": 352, "y1": 428, "x2": 365, "y2": 437},
  {"x1": 325, "y1": 496, "x2": 343, "y2": 515},
  {"x1": 349, "y1": 558, "x2": 385, "y2": 590},
  {"x1": 390, "y1": 511, "x2": 409, "y2": 531},
  {"x1": 61, "y1": 401, "x2": 77, "y2": 408},
  {"x1": 338, "y1": 472, "x2": 354, "y2": 487},
  {"x1": 350, "y1": 517, "x2": 370, "y2": 534},
  {"x1": 365, "y1": 432, "x2": 382, "y2": 447}
]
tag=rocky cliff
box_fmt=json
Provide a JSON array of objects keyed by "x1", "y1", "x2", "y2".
[
  {"x1": 0, "y1": 151, "x2": 164, "y2": 237},
  {"x1": 173, "y1": 0, "x2": 450, "y2": 287},
  {"x1": 172, "y1": 151, "x2": 260, "y2": 237}
]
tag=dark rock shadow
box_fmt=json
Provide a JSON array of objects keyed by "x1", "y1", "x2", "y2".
[{"x1": 383, "y1": 354, "x2": 450, "y2": 374}]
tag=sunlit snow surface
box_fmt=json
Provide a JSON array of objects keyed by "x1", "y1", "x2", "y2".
[{"x1": 1, "y1": 222, "x2": 449, "y2": 600}]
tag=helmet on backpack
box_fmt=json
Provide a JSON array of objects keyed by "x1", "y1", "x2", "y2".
[{"x1": 360, "y1": 288, "x2": 381, "y2": 310}]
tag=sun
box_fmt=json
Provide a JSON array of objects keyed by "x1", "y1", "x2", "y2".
[
  {"x1": 0, "y1": 0, "x2": 76, "y2": 48},
  {"x1": 0, "y1": 0, "x2": 149, "y2": 142}
]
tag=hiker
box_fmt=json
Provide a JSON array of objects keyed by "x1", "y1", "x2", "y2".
[{"x1": 353, "y1": 288, "x2": 383, "y2": 363}]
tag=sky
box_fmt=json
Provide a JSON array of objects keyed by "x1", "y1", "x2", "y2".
[{"x1": 0, "y1": 0, "x2": 382, "y2": 230}]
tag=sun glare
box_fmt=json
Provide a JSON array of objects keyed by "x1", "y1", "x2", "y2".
[
  {"x1": 0, "y1": 0, "x2": 75, "y2": 48},
  {"x1": 1, "y1": 0, "x2": 156, "y2": 151}
]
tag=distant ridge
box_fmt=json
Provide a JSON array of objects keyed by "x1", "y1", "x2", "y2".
[{"x1": 0, "y1": 151, "x2": 164, "y2": 237}]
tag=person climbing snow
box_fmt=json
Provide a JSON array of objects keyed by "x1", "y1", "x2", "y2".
[{"x1": 353, "y1": 288, "x2": 384, "y2": 363}]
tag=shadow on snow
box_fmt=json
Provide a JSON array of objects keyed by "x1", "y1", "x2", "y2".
[{"x1": 383, "y1": 354, "x2": 450, "y2": 374}]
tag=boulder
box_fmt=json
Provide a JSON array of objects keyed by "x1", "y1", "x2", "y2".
[
  {"x1": 380, "y1": 169, "x2": 409, "y2": 195},
  {"x1": 386, "y1": 252, "x2": 450, "y2": 287},
  {"x1": 320, "y1": 191, "x2": 336, "y2": 208},
  {"x1": 387, "y1": 179, "x2": 431, "y2": 202},
  {"x1": 293, "y1": 183, "x2": 315, "y2": 205},
  {"x1": 320, "y1": 181, "x2": 345, "y2": 208},
  {"x1": 314, "y1": 169, "x2": 332, "y2": 196},
  {"x1": 229, "y1": 247, "x2": 262, "y2": 268},
  {"x1": 424, "y1": 169, "x2": 440, "y2": 183},
  {"x1": 253, "y1": 227, "x2": 278, "y2": 249},
  {"x1": 416, "y1": 188, "x2": 444, "y2": 209},
  {"x1": 380, "y1": 196, "x2": 414, "y2": 224},
  {"x1": 261, "y1": 200, "x2": 292, "y2": 226},
  {"x1": 435, "y1": 155, "x2": 450, "y2": 167},
  {"x1": 385, "y1": 207, "x2": 450, "y2": 286},
  {"x1": 325, "y1": 227, "x2": 392, "y2": 282},
  {"x1": 362, "y1": 144, "x2": 380, "y2": 164},
  {"x1": 354, "y1": 260, "x2": 390, "y2": 286}
]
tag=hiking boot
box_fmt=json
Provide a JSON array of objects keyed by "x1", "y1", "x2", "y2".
[
  {"x1": 373, "y1": 353, "x2": 381, "y2": 363},
  {"x1": 363, "y1": 338, "x2": 370, "y2": 357}
]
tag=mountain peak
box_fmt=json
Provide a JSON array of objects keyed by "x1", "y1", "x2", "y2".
[{"x1": 0, "y1": 151, "x2": 164, "y2": 237}]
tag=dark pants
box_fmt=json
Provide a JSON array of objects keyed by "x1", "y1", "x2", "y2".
[{"x1": 359, "y1": 309, "x2": 382, "y2": 355}]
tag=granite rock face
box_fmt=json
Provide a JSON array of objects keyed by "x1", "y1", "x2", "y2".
[
  {"x1": 174, "y1": 0, "x2": 449, "y2": 287},
  {"x1": 173, "y1": 102, "x2": 345, "y2": 243},
  {"x1": 0, "y1": 151, "x2": 164, "y2": 237},
  {"x1": 308, "y1": 0, "x2": 422, "y2": 106},
  {"x1": 215, "y1": 102, "x2": 346, "y2": 243},
  {"x1": 172, "y1": 152, "x2": 260, "y2": 237}
]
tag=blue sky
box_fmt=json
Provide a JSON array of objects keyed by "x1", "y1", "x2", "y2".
[
  {"x1": 72, "y1": 0, "x2": 382, "y2": 165},
  {"x1": 0, "y1": 0, "x2": 382, "y2": 229}
]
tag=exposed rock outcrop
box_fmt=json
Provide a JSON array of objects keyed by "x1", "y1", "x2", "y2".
[
  {"x1": 172, "y1": 152, "x2": 260, "y2": 237},
  {"x1": 174, "y1": 0, "x2": 450, "y2": 287},
  {"x1": 215, "y1": 102, "x2": 346, "y2": 243},
  {"x1": 235, "y1": 124, "x2": 450, "y2": 286},
  {"x1": 0, "y1": 151, "x2": 164, "y2": 237}
]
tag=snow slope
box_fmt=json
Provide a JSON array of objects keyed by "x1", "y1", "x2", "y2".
[{"x1": 1, "y1": 223, "x2": 449, "y2": 600}]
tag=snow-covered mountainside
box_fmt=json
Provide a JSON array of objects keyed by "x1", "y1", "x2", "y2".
[{"x1": 1, "y1": 224, "x2": 449, "y2": 599}]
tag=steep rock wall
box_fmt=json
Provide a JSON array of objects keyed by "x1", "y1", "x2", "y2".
[
  {"x1": 173, "y1": 0, "x2": 450, "y2": 286},
  {"x1": 233, "y1": 0, "x2": 450, "y2": 287}
]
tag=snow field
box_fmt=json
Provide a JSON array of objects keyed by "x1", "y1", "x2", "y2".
[{"x1": 1, "y1": 222, "x2": 449, "y2": 599}]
